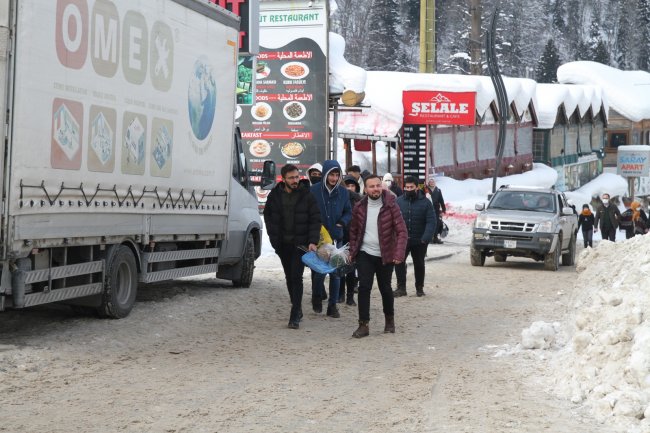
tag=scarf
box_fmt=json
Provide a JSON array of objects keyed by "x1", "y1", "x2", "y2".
[{"x1": 581, "y1": 208, "x2": 592, "y2": 217}]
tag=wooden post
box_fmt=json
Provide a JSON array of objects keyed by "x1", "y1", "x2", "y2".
[{"x1": 372, "y1": 141, "x2": 377, "y2": 175}]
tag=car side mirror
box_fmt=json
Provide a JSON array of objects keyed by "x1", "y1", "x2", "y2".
[
  {"x1": 475, "y1": 203, "x2": 485, "y2": 211},
  {"x1": 561, "y1": 207, "x2": 574, "y2": 216},
  {"x1": 261, "y1": 160, "x2": 276, "y2": 190}
]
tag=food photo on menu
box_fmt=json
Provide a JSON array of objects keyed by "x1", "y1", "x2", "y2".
[
  {"x1": 283, "y1": 101, "x2": 306, "y2": 121},
  {"x1": 251, "y1": 102, "x2": 272, "y2": 122},
  {"x1": 281, "y1": 62, "x2": 309, "y2": 79}
]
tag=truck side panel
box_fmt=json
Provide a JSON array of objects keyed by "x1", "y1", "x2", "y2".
[{"x1": 6, "y1": 0, "x2": 239, "y2": 256}]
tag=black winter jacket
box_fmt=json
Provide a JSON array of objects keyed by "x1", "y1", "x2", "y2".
[
  {"x1": 425, "y1": 186, "x2": 446, "y2": 215},
  {"x1": 577, "y1": 212, "x2": 595, "y2": 232},
  {"x1": 396, "y1": 190, "x2": 437, "y2": 245},
  {"x1": 263, "y1": 180, "x2": 321, "y2": 252}
]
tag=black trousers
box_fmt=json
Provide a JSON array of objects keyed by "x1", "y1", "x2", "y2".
[
  {"x1": 601, "y1": 226, "x2": 616, "y2": 242},
  {"x1": 395, "y1": 242, "x2": 428, "y2": 289},
  {"x1": 277, "y1": 243, "x2": 305, "y2": 312},
  {"x1": 357, "y1": 251, "x2": 394, "y2": 322}
]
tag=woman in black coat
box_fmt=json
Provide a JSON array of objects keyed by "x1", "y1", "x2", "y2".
[{"x1": 577, "y1": 204, "x2": 595, "y2": 248}]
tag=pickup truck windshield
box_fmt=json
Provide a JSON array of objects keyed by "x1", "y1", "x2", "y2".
[{"x1": 489, "y1": 191, "x2": 556, "y2": 213}]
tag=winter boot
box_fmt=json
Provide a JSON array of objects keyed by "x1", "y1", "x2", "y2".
[
  {"x1": 346, "y1": 291, "x2": 356, "y2": 306},
  {"x1": 326, "y1": 303, "x2": 340, "y2": 318},
  {"x1": 416, "y1": 286, "x2": 425, "y2": 297},
  {"x1": 287, "y1": 307, "x2": 300, "y2": 329},
  {"x1": 392, "y1": 284, "x2": 407, "y2": 297},
  {"x1": 312, "y1": 295, "x2": 322, "y2": 314},
  {"x1": 352, "y1": 321, "x2": 370, "y2": 338},
  {"x1": 384, "y1": 314, "x2": 395, "y2": 333}
]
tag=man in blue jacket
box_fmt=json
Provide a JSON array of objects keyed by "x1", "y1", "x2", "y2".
[
  {"x1": 394, "y1": 176, "x2": 436, "y2": 297},
  {"x1": 310, "y1": 160, "x2": 352, "y2": 318}
]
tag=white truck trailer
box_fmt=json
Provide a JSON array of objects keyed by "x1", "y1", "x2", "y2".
[{"x1": 0, "y1": 0, "x2": 272, "y2": 317}]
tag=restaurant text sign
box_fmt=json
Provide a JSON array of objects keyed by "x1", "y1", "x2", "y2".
[{"x1": 403, "y1": 91, "x2": 476, "y2": 125}]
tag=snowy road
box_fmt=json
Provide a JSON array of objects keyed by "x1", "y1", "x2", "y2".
[{"x1": 0, "y1": 244, "x2": 612, "y2": 433}]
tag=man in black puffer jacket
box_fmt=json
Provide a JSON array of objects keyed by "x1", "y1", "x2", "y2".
[
  {"x1": 264, "y1": 164, "x2": 321, "y2": 329},
  {"x1": 394, "y1": 176, "x2": 436, "y2": 297}
]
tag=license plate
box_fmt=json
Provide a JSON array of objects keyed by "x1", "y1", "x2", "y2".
[{"x1": 504, "y1": 240, "x2": 517, "y2": 248}]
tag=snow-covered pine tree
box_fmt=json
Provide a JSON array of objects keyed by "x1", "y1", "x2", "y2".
[
  {"x1": 365, "y1": 0, "x2": 401, "y2": 70},
  {"x1": 536, "y1": 38, "x2": 561, "y2": 83},
  {"x1": 637, "y1": 0, "x2": 650, "y2": 71},
  {"x1": 615, "y1": 0, "x2": 634, "y2": 69}
]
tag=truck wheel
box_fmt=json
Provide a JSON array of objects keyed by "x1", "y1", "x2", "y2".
[
  {"x1": 470, "y1": 246, "x2": 485, "y2": 266},
  {"x1": 544, "y1": 239, "x2": 561, "y2": 271},
  {"x1": 562, "y1": 234, "x2": 576, "y2": 266},
  {"x1": 494, "y1": 253, "x2": 507, "y2": 262},
  {"x1": 98, "y1": 246, "x2": 138, "y2": 318},
  {"x1": 232, "y1": 234, "x2": 255, "y2": 288}
]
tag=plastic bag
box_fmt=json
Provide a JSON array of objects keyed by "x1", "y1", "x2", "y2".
[
  {"x1": 441, "y1": 221, "x2": 449, "y2": 238},
  {"x1": 318, "y1": 226, "x2": 332, "y2": 247},
  {"x1": 302, "y1": 243, "x2": 354, "y2": 277}
]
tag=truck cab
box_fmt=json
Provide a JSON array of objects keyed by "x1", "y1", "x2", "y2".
[{"x1": 471, "y1": 185, "x2": 578, "y2": 271}]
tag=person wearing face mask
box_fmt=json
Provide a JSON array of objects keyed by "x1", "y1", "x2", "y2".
[
  {"x1": 393, "y1": 176, "x2": 436, "y2": 298},
  {"x1": 595, "y1": 193, "x2": 621, "y2": 242},
  {"x1": 382, "y1": 172, "x2": 403, "y2": 197},
  {"x1": 307, "y1": 163, "x2": 322, "y2": 185}
]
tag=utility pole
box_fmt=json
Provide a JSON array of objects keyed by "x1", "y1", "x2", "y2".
[
  {"x1": 419, "y1": 0, "x2": 435, "y2": 73},
  {"x1": 470, "y1": 0, "x2": 482, "y2": 75}
]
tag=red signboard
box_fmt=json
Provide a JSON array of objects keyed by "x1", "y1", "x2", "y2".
[{"x1": 402, "y1": 91, "x2": 476, "y2": 125}]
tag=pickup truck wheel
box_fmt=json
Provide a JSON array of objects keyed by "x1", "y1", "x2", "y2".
[
  {"x1": 544, "y1": 239, "x2": 561, "y2": 271},
  {"x1": 494, "y1": 253, "x2": 507, "y2": 262},
  {"x1": 98, "y1": 246, "x2": 138, "y2": 318},
  {"x1": 562, "y1": 234, "x2": 576, "y2": 266},
  {"x1": 470, "y1": 246, "x2": 485, "y2": 266},
  {"x1": 232, "y1": 234, "x2": 255, "y2": 288}
]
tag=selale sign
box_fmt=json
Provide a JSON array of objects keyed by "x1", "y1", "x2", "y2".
[{"x1": 402, "y1": 91, "x2": 476, "y2": 125}]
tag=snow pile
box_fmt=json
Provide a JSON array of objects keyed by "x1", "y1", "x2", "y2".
[
  {"x1": 553, "y1": 235, "x2": 650, "y2": 428},
  {"x1": 521, "y1": 321, "x2": 562, "y2": 350},
  {"x1": 328, "y1": 33, "x2": 366, "y2": 94},
  {"x1": 559, "y1": 61, "x2": 650, "y2": 123}
]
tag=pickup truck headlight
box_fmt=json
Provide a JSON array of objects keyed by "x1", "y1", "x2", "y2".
[
  {"x1": 537, "y1": 220, "x2": 554, "y2": 233},
  {"x1": 474, "y1": 214, "x2": 490, "y2": 229}
]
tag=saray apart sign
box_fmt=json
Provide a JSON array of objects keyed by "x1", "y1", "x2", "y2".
[{"x1": 403, "y1": 90, "x2": 476, "y2": 125}]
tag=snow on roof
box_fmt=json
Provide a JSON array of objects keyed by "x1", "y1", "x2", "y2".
[
  {"x1": 558, "y1": 61, "x2": 648, "y2": 122},
  {"x1": 328, "y1": 32, "x2": 366, "y2": 94},
  {"x1": 328, "y1": 37, "x2": 608, "y2": 138}
]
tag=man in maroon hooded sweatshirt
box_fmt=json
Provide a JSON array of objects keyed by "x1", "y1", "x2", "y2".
[{"x1": 348, "y1": 175, "x2": 408, "y2": 338}]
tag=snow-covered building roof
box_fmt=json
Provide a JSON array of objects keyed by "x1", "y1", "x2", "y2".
[
  {"x1": 534, "y1": 83, "x2": 607, "y2": 129},
  {"x1": 328, "y1": 34, "x2": 609, "y2": 139},
  {"x1": 558, "y1": 61, "x2": 649, "y2": 122},
  {"x1": 334, "y1": 71, "x2": 538, "y2": 138}
]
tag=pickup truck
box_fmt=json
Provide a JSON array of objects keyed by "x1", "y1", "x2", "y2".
[{"x1": 470, "y1": 186, "x2": 578, "y2": 271}]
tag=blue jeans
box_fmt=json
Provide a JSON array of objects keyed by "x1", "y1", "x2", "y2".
[{"x1": 312, "y1": 241, "x2": 341, "y2": 306}]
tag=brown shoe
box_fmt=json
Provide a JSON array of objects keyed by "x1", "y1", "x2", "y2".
[
  {"x1": 352, "y1": 321, "x2": 369, "y2": 338},
  {"x1": 384, "y1": 315, "x2": 395, "y2": 333}
]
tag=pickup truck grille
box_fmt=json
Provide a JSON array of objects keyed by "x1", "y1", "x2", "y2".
[
  {"x1": 489, "y1": 221, "x2": 536, "y2": 232},
  {"x1": 489, "y1": 233, "x2": 534, "y2": 242}
]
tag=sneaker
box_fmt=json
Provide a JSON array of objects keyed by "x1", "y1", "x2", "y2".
[{"x1": 326, "y1": 304, "x2": 340, "y2": 318}]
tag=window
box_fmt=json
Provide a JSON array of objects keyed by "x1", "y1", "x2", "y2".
[{"x1": 608, "y1": 132, "x2": 628, "y2": 148}]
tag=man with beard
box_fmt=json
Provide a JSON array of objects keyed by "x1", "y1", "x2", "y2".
[
  {"x1": 394, "y1": 176, "x2": 436, "y2": 298},
  {"x1": 264, "y1": 164, "x2": 321, "y2": 329},
  {"x1": 348, "y1": 175, "x2": 407, "y2": 338}
]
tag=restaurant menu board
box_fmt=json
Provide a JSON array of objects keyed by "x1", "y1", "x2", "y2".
[
  {"x1": 402, "y1": 125, "x2": 428, "y2": 183},
  {"x1": 236, "y1": 2, "x2": 328, "y2": 202}
]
